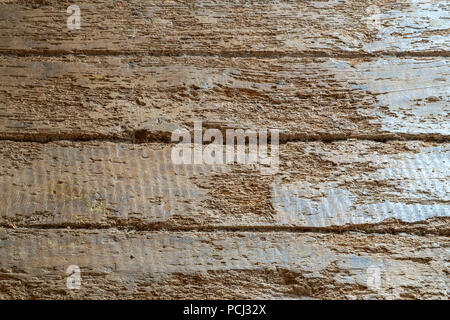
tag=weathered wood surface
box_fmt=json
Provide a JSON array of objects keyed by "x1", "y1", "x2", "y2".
[
  {"x1": 0, "y1": 229, "x2": 448, "y2": 299},
  {"x1": 0, "y1": 0, "x2": 448, "y2": 55},
  {"x1": 1, "y1": 140, "x2": 448, "y2": 233},
  {"x1": 0, "y1": 0, "x2": 448, "y2": 300},
  {"x1": 1, "y1": 56, "x2": 448, "y2": 141}
]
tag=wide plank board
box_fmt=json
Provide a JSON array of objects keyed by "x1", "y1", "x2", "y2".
[
  {"x1": 0, "y1": 229, "x2": 448, "y2": 299},
  {"x1": 0, "y1": 0, "x2": 448, "y2": 55},
  {"x1": 1, "y1": 140, "x2": 448, "y2": 233},
  {"x1": 1, "y1": 56, "x2": 448, "y2": 141}
]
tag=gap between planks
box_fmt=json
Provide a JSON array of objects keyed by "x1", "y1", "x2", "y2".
[
  {"x1": 1, "y1": 220, "x2": 449, "y2": 237},
  {"x1": 1, "y1": 133, "x2": 449, "y2": 144},
  {"x1": 0, "y1": 49, "x2": 449, "y2": 59}
]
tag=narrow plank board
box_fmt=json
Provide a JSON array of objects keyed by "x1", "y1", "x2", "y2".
[
  {"x1": 1, "y1": 56, "x2": 448, "y2": 141},
  {"x1": 0, "y1": 229, "x2": 448, "y2": 299},
  {"x1": 1, "y1": 140, "x2": 448, "y2": 232},
  {"x1": 0, "y1": 0, "x2": 448, "y2": 54}
]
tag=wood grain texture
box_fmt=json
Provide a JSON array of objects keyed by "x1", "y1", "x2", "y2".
[
  {"x1": 1, "y1": 140, "x2": 448, "y2": 233},
  {"x1": 0, "y1": 229, "x2": 448, "y2": 299},
  {"x1": 0, "y1": 0, "x2": 448, "y2": 301},
  {"x1": 0, "y1": 0, "x2": 448, "y2": 55},
  {"x1": 1, "y1": 55, "x2": 448, "y2": 141}
]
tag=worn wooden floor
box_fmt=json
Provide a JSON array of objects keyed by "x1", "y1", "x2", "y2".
[{"x1": 0, "y1": 0, "x2": 449, "y2": 299}]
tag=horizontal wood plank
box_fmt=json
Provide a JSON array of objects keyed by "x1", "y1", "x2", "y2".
[
  {"x1": 0, "y1": 0, "x2": 448, "y2": 55},
  {"x1": 0, "y1": 229, "x2": 448, "y2": 299},
  {"x1": 1, "y1": 56, "x2": 448, "y2": 140},
  {"x1": 1, "y1": 140, "x2": 448, "y2": 232}
]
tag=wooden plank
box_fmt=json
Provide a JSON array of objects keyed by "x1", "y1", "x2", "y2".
[
  {"x1": 0, "y1": 229, "x2": 448, "y2": 299},
  {"x1": 0, "y1": 0, "x2": 448, "y2": 55},
  {"x1": 1, "y1": 140, "x2": 448, "y2": 232},
  {"x1": 1, "y1": 56, "x2": 448, "y2": 141}
]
